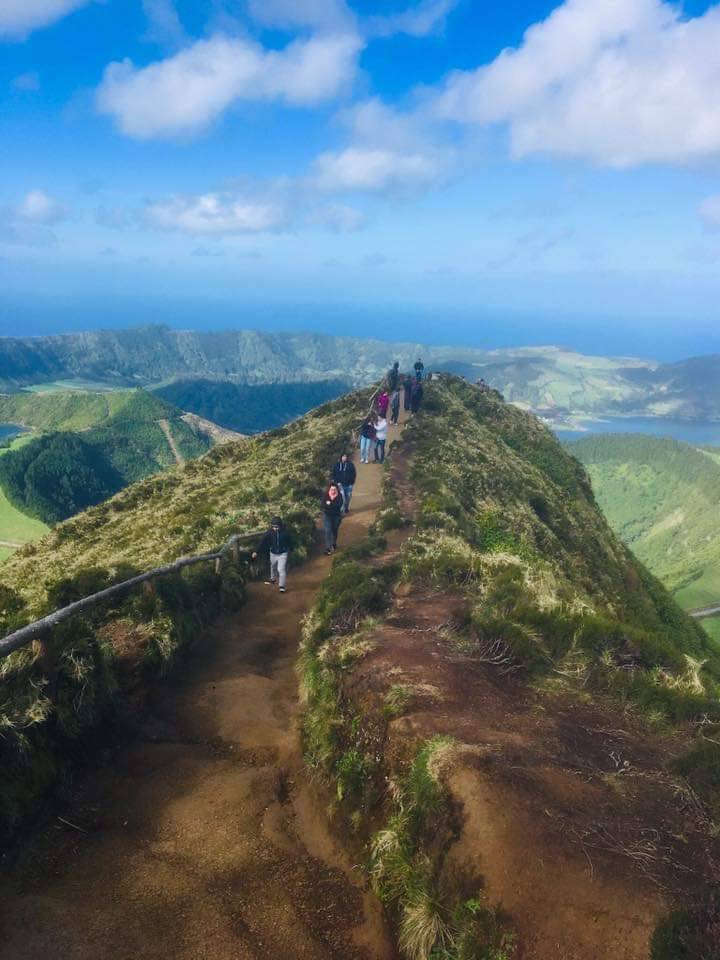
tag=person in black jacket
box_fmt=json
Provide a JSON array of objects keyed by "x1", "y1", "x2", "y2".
[
  {"x1": 252, "y1": 516, "x2": 294, "y2": 593},
  {"x1": 322, "y1": 483, "x2": 344, "y2": 555},
  {"x1": 403, "y1": 376, "x2": 412, "y2": 411},
  {"x1": 331, "y1": 453, "x2": 357, "y2": 514},
  {"x1": 414, "y1": 358, "x2": 425, "y2": 381},
  {"x1": 388, "y1": 361, "x2": 400, "y2": 391}
]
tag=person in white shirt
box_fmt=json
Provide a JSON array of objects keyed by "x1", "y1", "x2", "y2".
[{"x1": 374, "y1": 416, "x2": 388, "y2": 463}]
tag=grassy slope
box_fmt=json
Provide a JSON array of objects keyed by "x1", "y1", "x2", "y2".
[
  {"x1": 299, "y1": 378, "x2": 720, "y2": 960},
  {"x1": 0, "y1": 435, "x2": 50, "y2": 548},
  {"x1": 0, "y1": 390, "x2": 133, "y2": 431},
  {"x1": 0, "y1": 385, "x2": 369, "y2": 837},
  {"x1": 569, "y1": 435, "x2": 720, "y2": 609}
]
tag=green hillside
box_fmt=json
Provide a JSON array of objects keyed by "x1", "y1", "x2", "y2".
[
  {"x1": 0, "y1": 387, "x2": 370, "y2": 836},
  {"x1": 569, "y1": 435, "x2": 720, "y2": 609},
  {"x1": 154, "y1": 378, "x2": 349, "y2": 433},
  {"x1": 0, "y1": 390, "x2": 211, "y2": 527}
]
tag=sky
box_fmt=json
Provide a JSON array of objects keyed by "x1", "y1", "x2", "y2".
[{"x1": 2, "y1": 0, "x2": 720, "y2": 358}]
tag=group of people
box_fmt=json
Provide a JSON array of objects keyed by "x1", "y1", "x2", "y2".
[{"x1": 251, "y1": 358, "x2": 428, "y2": 593}]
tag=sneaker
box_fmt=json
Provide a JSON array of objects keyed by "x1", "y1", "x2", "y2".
[
  {"x1": 325, "y1": 549, "x2": 333, "y2": 556},
  {"x1": 279, "y1": 586, "x2": 286, "y2": 593},
  {"x1": 264, "y1": 579, "x2": 277, "y2": 585}
]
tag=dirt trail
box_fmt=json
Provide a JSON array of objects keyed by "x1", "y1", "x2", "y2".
[
  {"x1": 0, "y1": 422, "x2": 405, "y2": 960},
  {"x1": 158, "y1": 417, "x2": 185, "y2": 466}
]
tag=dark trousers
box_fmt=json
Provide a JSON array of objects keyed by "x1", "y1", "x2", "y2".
[
  {"x1": 323, "y1": 513, "x2": 342, "y2": 550},
  {"x1": 375, "y1": 439, "x2": 386, "y2": 463},
  {"x1": 403, "y1": 390, "x2": 411, "y2": 411},
  {"x1": 391, "y1": 403, "x2": 400, "y2": 424}
]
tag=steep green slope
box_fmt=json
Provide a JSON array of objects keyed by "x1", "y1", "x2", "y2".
[
  {"x1": 0, "y1": 390, "x2": 211, "y2": 526},
  {"x1": 0, "y1": 390, "x2": 134, "y2": 431},
  {"x1": 155, "y1": 378, "x2": 349, "y2": 433},
  {"x1": 0, "y1": 387, "x2": 371, "y2": 837},
  {"x1": 570, "y1": 435, "x2": 720, "y2": 608}
]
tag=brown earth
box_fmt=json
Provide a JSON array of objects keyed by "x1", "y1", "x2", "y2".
[
  {"x1": 335, "y1": 447, "x2": 720, "y2": 960},
  {"x1": 0, "y1": 420, "x2": 408, "y2": 960}
]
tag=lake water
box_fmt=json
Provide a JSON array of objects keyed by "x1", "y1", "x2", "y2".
[
  {"x1": 0, "y1": 423, "x2": 24, "y2": 442},
  {"x1": 556, "y1": 416, "x2": 720, "y2": 446}
]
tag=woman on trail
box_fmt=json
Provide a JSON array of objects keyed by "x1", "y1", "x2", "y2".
[
  {"x1": 390, "y1": 388, "x2": 401, "y2": 425},
  {"x1": 359, "y1": 416, "x2": 376, "y2": 463},
  {"x1": 403, "y1": 376, "x2": 412, "y2": 411},
  {"x1": 322, "y1": 482, "x2": 344, "y2": 555},
  {"x1": 377, "y1": 390, "x2": 390, "y2": 417},
  {"x1": 374, "y1": 415, "x2": 388, "y2": 463},
  {"x1": 251, "y1": 516, "x2": 294, "y2": 594}
]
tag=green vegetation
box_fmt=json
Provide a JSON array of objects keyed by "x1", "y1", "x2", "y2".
[
  {"x1": 0, "y1": 390, "x2": 211, "y2": 525},
  {"x1": 154, "y1": 378, "x2": 349, "y2": 434},
  {"x1": 0, "y1": 390, "x2": 135, "y2": 431},
  {"x1": 0, "y1": 386, "x2": 372, "y2": 839},
  {"x1": 569, "y1": 434, "x2": 720, "y2": 609}
]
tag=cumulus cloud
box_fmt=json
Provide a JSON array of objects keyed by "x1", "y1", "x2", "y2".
[
  {"x1": 313, "y1": 147, "x2": 442, "y2": 193},
  {"x1": 0, "y1": 0, "x2": 91, "y2": 38},
  {"x1": 367, "y1": 0, "x2": 460, "y2": 38},
  {"x1": 432, "y1": 0, "x2": 720, "y2": 167},
  {"x1": 97, "y1": 32, "x2": 362, "y2": 138},
  {"x1": 15, "y1": 189, "x2": 70, "y2": 224},
  {"x1": 144, "y1": 192, "x2": 287, "y2": 234}
]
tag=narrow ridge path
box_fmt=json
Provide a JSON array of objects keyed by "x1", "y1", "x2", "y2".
[
  {"x1": 0, "y1": 420, "x2": 405, "y2": 960},
  {"x1": 158, "y1": 417, "x2": 185, "y2": 466}
]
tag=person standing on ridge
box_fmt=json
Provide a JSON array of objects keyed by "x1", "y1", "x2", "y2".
[
  {"x1": 252, "y1": 516, "x2": 294, "y2": 594},
  {"x1": 332, "y1": 452, "x2": 357, "y2": 514},
  {"x1": 390, "y1": 387, "x2": 400, "y2": 425},
  {"x1": 403, "y1": 375, "x2": 412, "y2": 412},
  {"x1": 359, "y1": 415, "x2": 376, "y2": 463},
  {"x1": 411, "y1": 378, "x2": 423, "y2": 414},
  {"x1": 414, "y1": 358, "x2": 425, "y2": 381},
  {"x1": 388, "y1": 361, "x2": 400, "y2": 391},
  {"x1": 377, "y1": 389, "x2": 390, "y2": 418},
  {"x1": 374, "y1": 414, "x2": 388, "y2": 463},
  {"x1": 322, "y1": 482, "x2": 344, "y2": 555}
]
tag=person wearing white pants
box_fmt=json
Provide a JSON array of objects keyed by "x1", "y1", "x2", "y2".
[{"x1": 252, "y1": 516, "x2": 294, "y2": 593}]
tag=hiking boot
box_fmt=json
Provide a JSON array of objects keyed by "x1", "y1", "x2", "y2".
[
  {"x1": 325, "y1": 549, "x2": 333, "y2": 556},
  {"x1": 279, "y1": 586, "x2": 286, "y2": 593}
]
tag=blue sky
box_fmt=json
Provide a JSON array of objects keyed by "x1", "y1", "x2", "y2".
[{"x1": 2, "y1": 0, "x2": 720, "y2": 358}]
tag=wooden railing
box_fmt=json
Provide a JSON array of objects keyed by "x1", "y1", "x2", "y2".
[{"x1": 0, "y1": 531, "x2": 263, "y2": 663}]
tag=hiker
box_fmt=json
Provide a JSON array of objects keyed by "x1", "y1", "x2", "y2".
[
  {"x1": 403, "y1": 375, "x2": 412, "y2": 412},
  {"x1": 332, "y1": 452, "x2": 357, "y2": 514},
  {"x1": 377, "y1": 389, "x2": 390, "y2": 418},
  {"x1": 388, "y1": 361, "x2": 400, "y2": 391},
  {"x1": 414, "y1": 358, "x2": 425, "y2": 381},
  {"x1": 411, "y1": 378, "x2": 423, "y2": 414},
  {"x1": 359, "y1": 415, "x2": 376, "y2": 463},
  {"x1": 390, "y1": 388, "x2": 400, "y2": 425},
  {"x1": 251, "y1": 516, "x2": 294, "y2": 594},
  {"x1": 374, "y1": 415, "x2": 388, "y2": 463},
  {"x1": 322, "y1": 482, "x2": 344, "y2": 555}
]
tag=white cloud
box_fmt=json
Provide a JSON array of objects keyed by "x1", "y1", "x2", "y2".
[
  {"x1": 12, "y1": 71, "x2": 40, "y2": 91},
  {"x1": 0, "y1": 0, "x2": 91, "y2": 38},
  {"x1": 313, "y1": 146, "x2": 442, "y2": 193},
  {"x1": 97, "y1": 32, "x2": 362, "y2": 138},
  {"x1": 247, "y1": 0, "x2": 355, "y2": 32},
  {"x1": 432, "y1": 0, "x2": 720, "y2": 168},
  {"x1": 367, "y1": 0, "x2": 459, "y2": 38},
  {"x1": 700, "y1": 195, "x2": 720, "y2": 231},
  {"x1": 308, "y1": 203, "x2": 367, "y2": 232},
  {"x1": 144, "y1": 192, "x2": 287, "y2": 234},
  {"x1": 15, "y1": 189, "x2": 70, "y2": 224},
  {"x1": 142, "y1": 0, "x2": 186, "y2": 46}
]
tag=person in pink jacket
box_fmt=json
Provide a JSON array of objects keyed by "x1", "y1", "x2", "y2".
[{"x1": 377, "y1": 391, "x2": 390, "y2": 417}]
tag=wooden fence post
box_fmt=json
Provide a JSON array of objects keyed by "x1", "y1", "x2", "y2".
[
  {"x1": 215, "y1": 557, "x2": 222, "y2": 575},
  {"x1": 143, "y1": 579, "x2": 156, "y2": 598},
  {"x1": 231, "y1": 538, "x2": 240, "y2": 564},
  {"x1": 36, "y1": 629, "x2": 57, "y2": 703}
]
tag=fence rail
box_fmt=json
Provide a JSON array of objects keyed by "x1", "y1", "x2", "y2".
[{"x1": 0, "y1": 531, "x2": 264, "y2": 662}]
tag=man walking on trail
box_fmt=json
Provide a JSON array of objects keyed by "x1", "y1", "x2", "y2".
[
  {"x1": 414, "y1": 358, "x2": 425, "y2": 381},
  {"x1": 388, "y1": 361, "x2": 400, "y2": 391},
  {"x1": 252, "y1": 516, "x2": 293, "y2": 594},
  {"x1": 403, "y1": 375, "x2": 412, "y2": 412},
  {"x1": 332, "y1": 453, "x2": 356, "y2": 514},
  {"x1": 322, "y1": 482, "x2": 344, "y2": 555},
  {"x1": 390, "y1": 388, "x2": 400, "y2": 425}
]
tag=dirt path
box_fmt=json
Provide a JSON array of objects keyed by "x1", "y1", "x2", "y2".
[
  {"x1": 158, "y1": 417, "x2": 185, "y2": 466},
  {"x1": 0, "y1": 539, "x2": 22, "y2": 549},
  {"x1": 0, "y1": 423, "x2": 405, "y2": 960}
]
